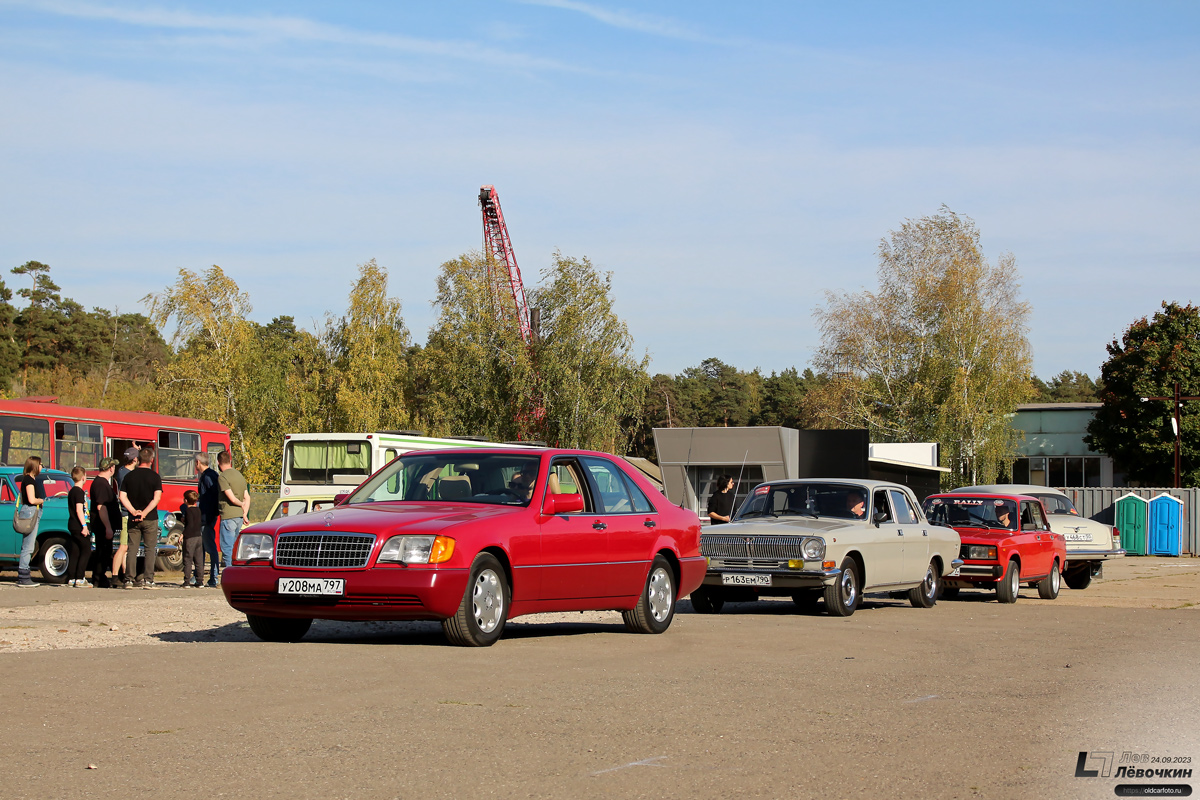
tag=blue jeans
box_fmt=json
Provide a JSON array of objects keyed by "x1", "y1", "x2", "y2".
[
  {"x1": 202, "y1": 518, "x2": 220, "y2": 582},
  {"x1": 219, "y1": 517, "x2": 243, "y2": 570},
  {"x1": 17, "y1": 510, "x2": 40, "y2": 579}
]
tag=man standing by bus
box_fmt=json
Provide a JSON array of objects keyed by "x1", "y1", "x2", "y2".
[
  {"x1": 194, "y1": 454, "x2": 221, "y2": 587},
  {"x1": 217, "y1": 451, "x2": 250, "y2": 577},
  {"x1": 120, "y1": 447, "x2": 163, "y2": 589}
]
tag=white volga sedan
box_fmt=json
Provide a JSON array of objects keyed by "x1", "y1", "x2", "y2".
[{"x1": 691, "y1": 480, "x2": 961, "y2": 617}]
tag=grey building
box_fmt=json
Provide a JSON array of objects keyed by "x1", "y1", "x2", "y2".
[{"x1": 1008, "y1": 403, "x2": 1118, "y2": 487}]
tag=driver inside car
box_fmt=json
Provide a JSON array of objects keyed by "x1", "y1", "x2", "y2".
[{"x1": 508, "y1": 470, "x2": 534, "y2": 501}]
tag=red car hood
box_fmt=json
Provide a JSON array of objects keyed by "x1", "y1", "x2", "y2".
[
  {"x1": 952, "y1": 526, "x2": 1020, "y2": 545},
  {"x1": 260, "y1": 502, "x2": 524, "y2": 536}
]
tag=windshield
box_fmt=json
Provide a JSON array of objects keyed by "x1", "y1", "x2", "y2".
[
  {"x1": 735, "y1": 482, "x2": 869, "y2": 521},
  {"x1": 348, "y1": 453, "x2": 542, "y2": 507},
  {"x1": 1033, "y1": 493, "x2": 1077, "y2": 515},
  {"x1": 924, "y1": 496, "x2": 1017, "y2": 530}
]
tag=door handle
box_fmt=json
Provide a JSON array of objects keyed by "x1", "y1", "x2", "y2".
[
  {"x1": 643, "y1": 519, "x2": 656, "y2": 528},
  {"x1": 897, "y1": 530, "x2": 904, "y2": 536},
  {"x1": 922, "y1": 530, "x2": 928, "y2": 537},
  {"x1": 592, "y1": 521, "x2": 608, "y2": 531}
]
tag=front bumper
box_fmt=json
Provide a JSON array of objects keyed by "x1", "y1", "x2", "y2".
[
  {"x1": 220, "y1": 565, "x2": 470, "y2": 621},
  {"x1": 947, "y1": 560, "x2": 1001, "y2": 584},
  {"x1": 701, "y1": 567, "x2": 841, "y2": 591}
]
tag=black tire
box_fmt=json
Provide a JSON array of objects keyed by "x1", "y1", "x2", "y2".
[
  {"x1": 1038, "y1": 561, "x2": 1061, "y2": 600},
  {"x1": 1064, "y1": 567, "x2": 1093, "y2": 591},
  {"x1": 246, "y1": 615, "x2": 312, "y2": 642},
  {"x1": 996, "y1": 559, "x2": 1020, "y2": 604},
  {"x1": 623, "y1": 555, "x2": 676, "y2": 634},
  {"x1": 940, "y1": 586, "x2": 961, "y2": 600},
  {"x1": 36, "y1": 537, "x2": 70, "y2": 584},
  {"x1": 823, "y1": 558, "x2": 861, "y2": 617},
  {"x1": 792, "y1": 590, "x2": 823, "y2": 614},
  {"x1": 157, "y1": 529, "x2": 184, "y2": 573},
  {"x1": 689, "y1": 586, "x2": 725, "y2": 614},
  {"x1": 907, "y1": 559, "x2": 940, "y2": 608},
  {"x1": 442, "y1": 553, "x2": 509, "y2": 647}
]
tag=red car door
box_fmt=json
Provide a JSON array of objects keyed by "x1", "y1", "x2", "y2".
[
  {"x1": 580, "y1": 456, "x2": 658, "y2": 598},
  {"x1": 1018, "y1": 500, "x2": 1052, "y2": 577},
  {"x1": 538, "y1": 457, "x2": 613, "y2": 601}
]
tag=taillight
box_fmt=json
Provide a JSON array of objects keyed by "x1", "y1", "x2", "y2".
[{"x1": 1112, "y1": 526, "x2": 1120, "y2": 544}]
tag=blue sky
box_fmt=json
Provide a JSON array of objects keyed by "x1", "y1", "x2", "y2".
[{"x1": 1, "y1": 1, "x2": 1197, "y2": 378}]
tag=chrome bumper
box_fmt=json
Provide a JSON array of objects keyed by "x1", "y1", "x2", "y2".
[
  {"x1": 1065, "y1": 548, "x2": 1126, "y2": 560},
  {"x1": 702, "y1": 568, "x2": 841, "y2": 589}
]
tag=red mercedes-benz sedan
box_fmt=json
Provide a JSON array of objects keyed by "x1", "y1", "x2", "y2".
[{"x1": 222, "y1": 448, "x2": 705, "y2": 646}]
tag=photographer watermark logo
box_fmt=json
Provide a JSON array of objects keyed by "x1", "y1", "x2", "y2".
[{"x1": 1076, "y1": 751, "x2": 1115, "y2": 778}]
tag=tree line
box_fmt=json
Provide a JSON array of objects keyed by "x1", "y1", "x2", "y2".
[{"x1": 9, "y1": 206, "x2": 1188, "y2": 489}]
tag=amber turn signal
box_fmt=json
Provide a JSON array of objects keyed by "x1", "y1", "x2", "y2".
[
  {"x1": 429, "y1": 536, "x2": 456, "y2": 564},
  {"x1": 822, "y1": 561, "x2": 836, "y2": 570}
]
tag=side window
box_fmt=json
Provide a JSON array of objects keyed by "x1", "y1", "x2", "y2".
[
  {"x1": 271, "y1": 500, "x2": 310, "y2": 519},
  {"x1": 158, "y1": 430, "x2": 201, "y2": 480},
  {"x1": 620, "y1": 471, "x2": 655, "y2": 514},
  {"x1": 546, "y1": 460, "x2": 589, "y2": 513},
  {"x1": 311, "y1": 501, "x2": 335, "y2": 512},
  {"x1": 55, "y1": 422, "x2": 103, "y2": 471},
  {"x1": 1020, "y1": 502, "x2": 1042, "y2": 531},
  {"x1": 0, "y1": 480, "x2": 13, "y2": 503},
  {"x1": 582, "y1": 457, "x2": 634, "y2": 514},
  {"x1": 888, "y1": 490, "x2": 919, "y2": 525},
  {"x1": 384, "y1": 449, "x2": 398, "y2": 465},
  {"x1": 873, "y1": 491, "x2": 893, "y2": 523},
  {"x1": 1029, "y1": 502, "x2": 1048, "y2": 530}
]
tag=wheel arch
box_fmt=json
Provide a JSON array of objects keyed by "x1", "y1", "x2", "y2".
[
  {"x1": 479, "y1": 545, "x2": 514, "y2": 590},
  {"x1": 844, "y1": 549, "x2": 866, "y2": 585},
  {"x1": 655, "y1": 547, "x2": 681, "y2": 592}
]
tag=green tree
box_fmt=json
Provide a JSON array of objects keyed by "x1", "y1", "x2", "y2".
[
  {"x1": 811, "y1": 207, "x2": 1034, "y2": 486},
  {"x1": 1031, "y1": 370, "x2": 1101, "y2": 403},
  {"x1": 328, "y1": 260, "x2": 412, "y2": 432},
  {"x1": 530, "y1": 252, "x2": 649, "y2": 452},
  {"x1": 10, "y1": 260, "x2": 69, "y2": 386},
  {"x1": 0, "y1": 277, "x2": 18, "y2": 392},
  {"x1": 1085, "y1": 302, "x2": 1200, "y2": 487},
  {"x1": 755, "y1": 367, "x2": 824, "y2": 429}
]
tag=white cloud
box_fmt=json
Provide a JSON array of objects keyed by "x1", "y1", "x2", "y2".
[{"x1": 514, "y1": 0, "x2": 731, "y2": 45}]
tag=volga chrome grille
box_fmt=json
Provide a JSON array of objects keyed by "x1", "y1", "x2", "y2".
[
  {"x1": 701, "y1": 534, "x2": 809, "y2": 560},
  {"x1": 275, "y1": 533, "x2": 375, "y2": 569}
]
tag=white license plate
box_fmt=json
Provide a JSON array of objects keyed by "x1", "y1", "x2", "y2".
[
  {"x1": 1064, "y1": 533, "x2": 1093, "y2": 542},
  {"x1": 722, "y1": 574, "x2": 772, "y2": 587},
  {"x1": 278, "y1": 577, "x2": 344, "y2": 596}
]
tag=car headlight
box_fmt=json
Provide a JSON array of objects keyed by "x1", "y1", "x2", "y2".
[
  {"x1": 377, "y1": 535, "x2": 456, "y2": 564},
  {"x1": 801, "y1": 537, "x2": 825, "y2": 561},
  {"x1": 162, "y1": 515, "x2": 176, "y2": 529},
  {"x1": 966, "y1": 545, "x2": 997, "y2": 560},
  {"x1": 236, "y1": 533, "x2": 274, "y2": 562}
]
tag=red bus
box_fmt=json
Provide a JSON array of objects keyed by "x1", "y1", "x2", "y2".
[{"x1": 0, "y1": 397, "x2": 232, "y2": 525}]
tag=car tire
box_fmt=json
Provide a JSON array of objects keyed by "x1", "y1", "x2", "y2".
[
  {"x1": 246, "y1": 615, "x2": 312, "y2": 643},
  {"x1": 623, "y1": 555, "x2": 676, "y2": 634},
  {"x1": 689, "y1": 586, "x2": 724, "y2": 614},
  {"x1": 442, "y1": 553, "x2": 509, "y2": 647},
  {"x1": 792, "y1": 590, "x2": 822, "y2": 614},
  {"x1": 36, "y1": 537, "x2": 70, "y2": 584},
  {"x1": 1038, "y1": 561, "x2": 1061, "y2": 600},
  {"x1": 996, "y1": 559, "x2": 1020, "y2": 604},
  {"x1": 940, "y1": 586, "x2": 960, "y2": 600},
  {"x1": 823, "y1": 558, "x2": 860, "y2": 617},
  {"x1": 156, "y1": 529, "x2": 184, "y2": 573},
  {"x1": 1064, "y1": 567, "x2": 1093, "y2": 591},
  {"x1": 907, "y1": 559, "x2": 940, "y2": 608}
]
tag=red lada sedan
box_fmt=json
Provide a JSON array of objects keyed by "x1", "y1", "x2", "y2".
[
  {"x1": 222, "y1": 448, "x2": 705, "y2": 646},
  {"x1": 923, "y1": 493, "x2": 1067, "y2": 603}
]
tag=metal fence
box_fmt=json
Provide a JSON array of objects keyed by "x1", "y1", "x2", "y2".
[{"x1": 1063, "y1": 487, "x2": 1198, "y2": 556}]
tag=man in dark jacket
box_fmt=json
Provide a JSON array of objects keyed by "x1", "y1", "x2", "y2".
[{"x1": 194, "y1": 453, "x2": 221, "y2": 588}]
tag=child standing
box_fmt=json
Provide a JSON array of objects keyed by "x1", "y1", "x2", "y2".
[
  {"x1": 66, "y1": 466, "x2": 92, "y2": 587},
  {"x1": 180, "y1": 490, "x2": 203, "y2": 587}
]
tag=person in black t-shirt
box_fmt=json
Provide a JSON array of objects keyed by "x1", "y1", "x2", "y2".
[
  {"x1": 707, "y1": 474, "x2": 736, "y2": 525},
  {"x1": 119, "y1": 448, "x2": 163, "y2": 588},
  {"x1": 15, "y1": 457, "x2": 45, "y2": 587},
  {"x1": 66, "y1": 466, "x2": 92, "y2": 587},
  {"x1": 89, "y1": 458, "x2": 120, "y2": 587}
]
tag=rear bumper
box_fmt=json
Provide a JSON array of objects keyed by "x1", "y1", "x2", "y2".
[
  {"x1": 678, "y1": 556, "x2": 708, "y2": 596},
  {"x1": 220, "y1": 565, "x2": 470, "y2": 621},
  {"x1": 1065, "y1": 548, "x2": 1125, "y2": 561}
]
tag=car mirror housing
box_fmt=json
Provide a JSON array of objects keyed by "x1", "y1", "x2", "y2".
[
  {"x1": 542, "y1": 492, "x2": 584, "y2": 516},
  {"x1": 872, "y1": 511, "x2": 888, "y2": 527},
  {"x1": 333, "y1": 492, "x2": 351, "y2": 507}
]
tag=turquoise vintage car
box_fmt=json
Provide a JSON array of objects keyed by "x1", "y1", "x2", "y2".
[{"x1": 0, "y1": 467, "x2": 177, "y2": 584}]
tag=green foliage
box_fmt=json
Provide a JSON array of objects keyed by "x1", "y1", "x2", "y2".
[
  {"x1": 0, "y1": 277, "x2": 18, "y2": 392},
  {"x1": 1031, "y1": 370, "x2": 1101, "y2": 403},
  {"x1": 1085, "y1": 302, "x2": 1200, "y2": 487},
  {"x1": 811, "y1": 207, "x2": 1034, "y2": 487}
]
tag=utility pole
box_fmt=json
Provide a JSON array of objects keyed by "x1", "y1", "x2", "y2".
[{"x1": 1141, "y1": 382, "x2": 1200, "y2": 488}]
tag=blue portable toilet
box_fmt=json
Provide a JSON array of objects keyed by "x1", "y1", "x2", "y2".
[{"x1": 1148, "y1": 493, "x2": 1184, "y2": 556}]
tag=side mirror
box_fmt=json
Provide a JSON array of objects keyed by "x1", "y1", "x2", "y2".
[
  {"x1": 333, "y1": 492, "x2": 351, "y2": 507},
  {"x1": 872, "y1": 511, "x2": 888, "y2": 527},
  {"x1": 1043, "y1": 523, "x2": 1051, "y2": 532},
  {"x1": 542, "y1": 492, "x2": 584, "y2": 516}
]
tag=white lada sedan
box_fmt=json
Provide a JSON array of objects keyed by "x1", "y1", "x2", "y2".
[{"x1": 690, "y1": 480, "x2": 961, "y2": 617}]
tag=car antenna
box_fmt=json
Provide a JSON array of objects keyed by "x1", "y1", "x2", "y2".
[
  {"x1": 680, "y1": 428, "x2": 695, "y2": 510},
  {"x1": 728, "y1": 449, "x2": 749, "y2": 522}
]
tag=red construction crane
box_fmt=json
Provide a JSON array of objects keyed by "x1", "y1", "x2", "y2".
[{"x1": 479, "y1": 185, "x2": 533, "y2": 344}]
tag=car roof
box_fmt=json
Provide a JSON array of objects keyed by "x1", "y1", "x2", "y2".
[
  {"x1": 758, "y1": 478, "x2": 915, "y2": 493},
  {"x1": 952, "y1": 484, "x2": 1068, "y2": 498},
  {"x1": 928, "y1": 492, "x2": 1041, "y2": 503}
]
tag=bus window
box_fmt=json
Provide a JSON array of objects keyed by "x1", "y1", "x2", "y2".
[
  {"x1": 1, "y1": 415, "x2": 51, "y2": 467},
  {"x1": 159, "y1": 431, "x2": 201, "y2": 480},
  {"x1": 284, "y1": 441, "x2": 370, "y2": 486},
  {"x1": 55, "y1": 422, "x2": 103, "y2": 471}
]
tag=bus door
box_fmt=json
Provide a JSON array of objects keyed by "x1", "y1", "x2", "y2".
[{"x1": 108, "y1": 437, "x2": 155, "y2": 464}]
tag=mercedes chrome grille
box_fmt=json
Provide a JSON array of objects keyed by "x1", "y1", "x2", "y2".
[{"x1": 275, "y1": 532, "x2": 375, "y2": 569}]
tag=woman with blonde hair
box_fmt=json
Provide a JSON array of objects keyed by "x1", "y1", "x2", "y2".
[{"x1": 15, "y1": 456, "x2": 45, "y2": 587}]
